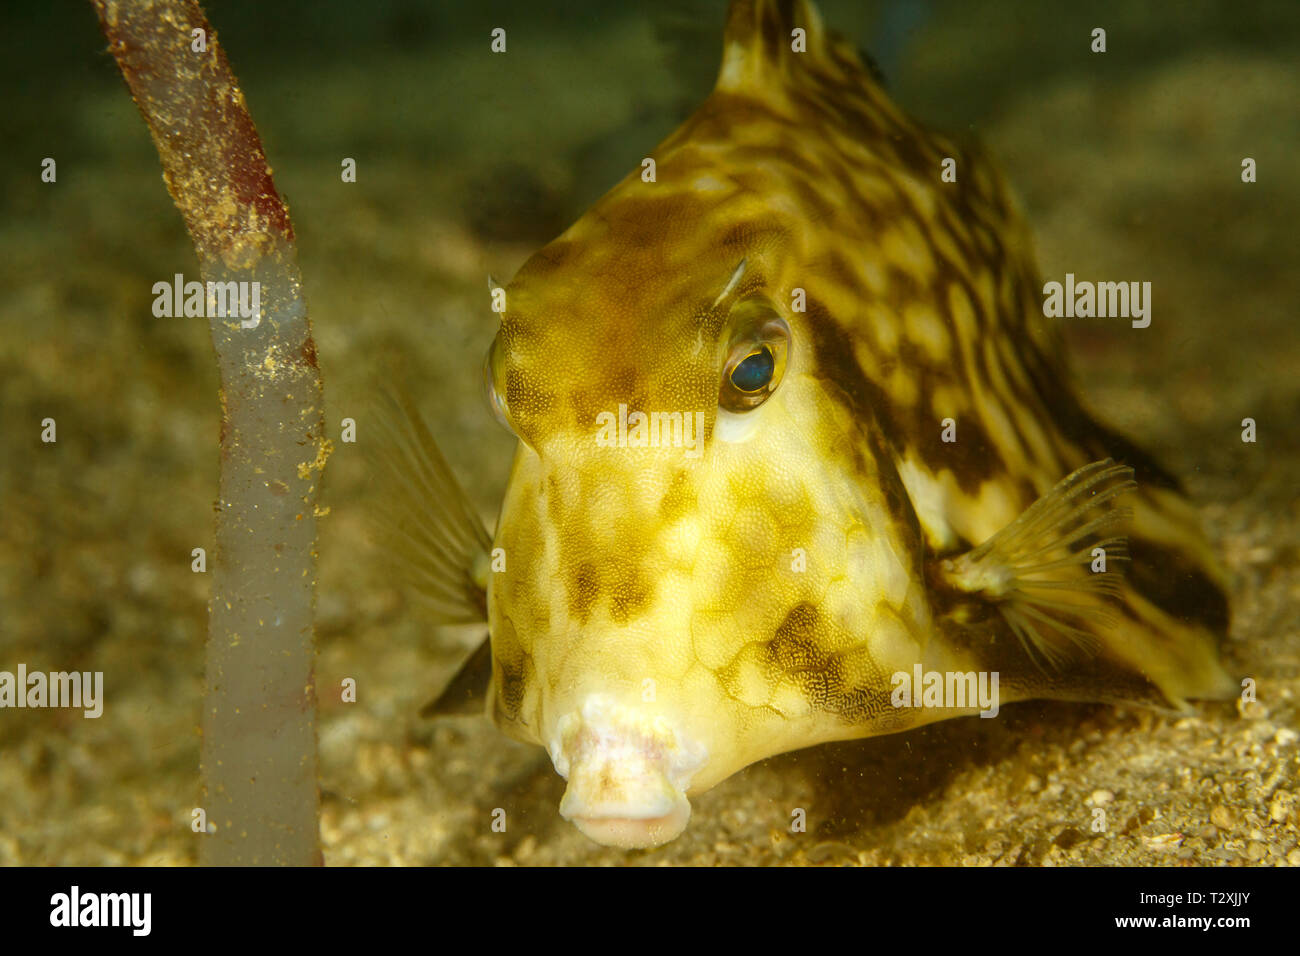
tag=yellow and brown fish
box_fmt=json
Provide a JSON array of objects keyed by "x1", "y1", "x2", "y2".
[{"x1": 379, "y1": 0, "x2": 1233, "y2": 849}]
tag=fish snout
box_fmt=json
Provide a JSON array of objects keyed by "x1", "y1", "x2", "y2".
[{"x1": 550, "y1": 696, "x2": 706, "y2": 849}]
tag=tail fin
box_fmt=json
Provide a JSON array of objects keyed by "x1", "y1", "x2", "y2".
[{"x1": 1111, "y1": 479, "x2": 1236, "y2": 707}]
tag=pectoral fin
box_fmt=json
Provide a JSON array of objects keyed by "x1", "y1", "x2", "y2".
[
  {"x1": 936, "y1": 459, "x2": 1136, "y2": 671},
  {"x1": 371, "y1": 387, "x2": 493, "y2": 624}
]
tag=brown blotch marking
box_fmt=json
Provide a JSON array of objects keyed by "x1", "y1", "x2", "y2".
[
  {"x1": 914, "y1": 409, "x2": 1002, "y2": 495},
  {"x1": 807, "y1": 300, "x2": 962, "y2": 547},
  {"x1": 729, "y1": 142, "x2": 826, "y2": 185},
  {"x1": 604, "y1": 193, "x2": 696, "y2": 240},
  {"x1": 792, "y1": 84, "x2": 885, "y2": 149},
  {"x1": 756, "y1": 0, "x2": 792, "y2": 66},
  {"x1": 930, "y1": 202, "x2": 984, "y2": 272},
  {"x1": 803, "y1": 303, "x2": 904, "y2": 452},
  {"x1": 895, "y1": 334, "x2": 934, "y2": 382},
  {"x1": 802, "y1": 654, "x2": 847, "y2": 709},
  {"x1": 715, "y1": 219, "x2": 791, "y2": 259},
  {"x1": 566, "y1": 385, "x2": 603, "y2": 430},
  {"x1": 606, "y1": 362, "x2": 643, "y2": 401},
  {"x1": 765, "y1": 602, "x2": 825, "y2": 674},
  {"x1": 568, "y1": 364, "x2": 648, "y2": 431},
  {"x1": 822, "y1": 251, "x2": 865, "y2": 310},
  {"x1": 567, "y1": 560, "x2": 601, "y2": 624},
  {"x1": 687, "y1": 93, "x2": 794, "y2": 142},
  {"x1": 825, "y1": 682, "x2": 880, "y2": 723},
  {"x1": 1126, "y1": 538, "x2": 1230, "y2": 635},
  {"x1": 881, "y1": 260, "x2": 928, "y2": 313},
  {"x1": 879, "y1": 113, "x2": 940, "y2": 177},
  {"x1": 607, "y1": 562, "x2": 654, "y2": 627},
  {"x1": 494, "y1": 645, "x2": 530, "y2": 720},
  {"x1": 502, "y1": 364, "x2": 555, "y2": 426},
  {"x1": 530, "y1": 237, "x2": 577, "y2": 273},
  {"x1": 967, "y1": 309, "x2": 996, "y2": 391},
  {"x1": 881, "y1": 466, "x2": 909, "y2": 520},
  {"x1": 764, "y1": 602, "x2": 851, "y2": 712},
  {"x1": 822, "y1": 150, "x2": 887, "y2": 225}
]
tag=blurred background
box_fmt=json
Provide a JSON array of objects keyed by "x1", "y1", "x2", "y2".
[{"x1": 0, "y1": 0, "x2": 1297, "y2": 864}]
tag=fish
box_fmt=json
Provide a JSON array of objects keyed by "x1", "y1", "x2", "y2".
[{"x1": 377, "y1": 0, "x2": 1234, "y2": 849}]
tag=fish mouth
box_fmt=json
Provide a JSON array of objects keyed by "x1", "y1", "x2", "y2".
[
  {"x1": 550, "y1": 695, "x2": 706, "y2": 849},
  {"x1": 563, "y1": 802, "x2": 693, "y2": 850}
]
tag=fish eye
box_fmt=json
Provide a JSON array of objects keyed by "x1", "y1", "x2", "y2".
[
  {"x1": 718, "y1": 301, "x2": 788, "y2": 413},
  {"x1": 482, "y1": 337, "x2": 514, "y2": 433},
  {"x1": 730, "y1": 347, "x2": 774, "y2": 393}
]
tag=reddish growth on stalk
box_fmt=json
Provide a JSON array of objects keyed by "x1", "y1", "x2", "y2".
[{"x1": 92, "y1": 0, "x2": 326, "y2": 866}]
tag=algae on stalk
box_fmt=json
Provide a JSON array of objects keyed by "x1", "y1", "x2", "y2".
[{"x1": 91, "y1": 0, "x2": 326, "y2": 865}]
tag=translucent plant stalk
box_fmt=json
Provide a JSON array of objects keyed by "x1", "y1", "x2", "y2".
[{"x1": 92, "y1": 0, "x2": 325, "y2": 865}]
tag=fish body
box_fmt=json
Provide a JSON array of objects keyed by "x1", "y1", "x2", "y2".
[{"x1": 390, "y1": 0, "x2": 1232, "y2": 849}]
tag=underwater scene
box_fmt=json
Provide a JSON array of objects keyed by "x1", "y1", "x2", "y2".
[{"x1": 1, "y1": 0, "x2": 1298, "y2": 869}]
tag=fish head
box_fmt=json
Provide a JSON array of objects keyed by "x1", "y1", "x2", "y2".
[{"x1": 481, "y1": 181, "x2": 933, "y2": 849}]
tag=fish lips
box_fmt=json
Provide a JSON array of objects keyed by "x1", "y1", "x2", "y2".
[{"x1": 550, "y1": 695, "x2": 707, "y2": 849}]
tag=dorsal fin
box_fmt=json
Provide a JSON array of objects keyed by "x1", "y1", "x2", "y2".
[{"x1": 716, "y1": 0, "x2": 828, "y2": 93}]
